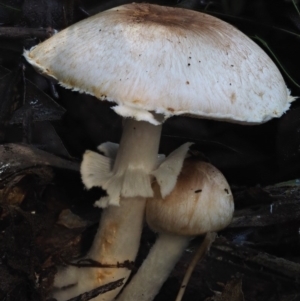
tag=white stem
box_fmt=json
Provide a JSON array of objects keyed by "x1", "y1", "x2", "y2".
[
  {"x1": 53, "y1": 118, "x2": 162, "y2": 301},
  {"x1": 117, "y1": 233, "x2": 190, "y2": 301},
  {"x1": 53, "y1": 197, "x2": 145, "y2": 301},
  {"x1": 100, "y1": 118, "x2": 162, "y2": 206},
  {"x1": 88, "y1": 197, "x2": 145, "y2": 263},
  {"x1": 114, "y1": 118, "x2": 162, "y2": 176}
]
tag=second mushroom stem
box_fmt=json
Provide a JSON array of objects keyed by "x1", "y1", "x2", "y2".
[
  {"x1": 117, "y1": 232, "x2": 217, "y2": 301},
  {"x1": 117, "y1": 233, "x2": 190, "y2": 301}
]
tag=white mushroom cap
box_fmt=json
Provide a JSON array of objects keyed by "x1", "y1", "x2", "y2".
[
  {"x1": 24, "y1": 3, "x2": 294, "y2": 125},
  {"x1": 146, "y1": 159, "x2": 234, "y2": 236}
]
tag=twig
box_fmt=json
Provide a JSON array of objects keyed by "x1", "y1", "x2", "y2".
[
  {"x1": 175, "y1": 232, "x2": 217, "y2": 301},
  {"x1": 0, "y1": 27, "x2": 55, "y2": 39},
  {"x1": 65, "y1": 278, "x2": 125, "y2": 301},
  {"x1": 212, "y1": 237, "x2": 300, "y2": 281},
  {"x1": 65, "y1": 258, "x2": 135, "y2": 270}
]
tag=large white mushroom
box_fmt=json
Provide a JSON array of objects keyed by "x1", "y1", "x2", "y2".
[{"x1": 23, "y1": 3, "x2": 294, "y2": 301}]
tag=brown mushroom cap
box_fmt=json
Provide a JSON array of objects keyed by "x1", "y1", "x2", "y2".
[
  {"x1": 24, "y1": 3, "x2": 294, "y2": 125},
  {"x1": 146, "y1": 159, "x2": 234, "y2": 236}
]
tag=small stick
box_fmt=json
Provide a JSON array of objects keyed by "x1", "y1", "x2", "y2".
[
  {"x1": 175, "y1": 232, "x2": 217, "y2": 301},
  {"x1": 0, "y1": 27, "x2": 55, "y2": 39},
  {"x1": 66, "y1": 258, "x2": 135, "y2": 270},
  {"x1": 65, "y1": 278, "x2": 125, "y2": 301}
]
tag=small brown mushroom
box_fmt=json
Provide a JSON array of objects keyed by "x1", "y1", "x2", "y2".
[{"x1": 118, "y1": 158, "x2": 234, "y2": 301}]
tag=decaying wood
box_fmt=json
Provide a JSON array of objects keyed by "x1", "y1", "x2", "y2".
[{"x1": 0, "y1": 27, "x2": 55, "y2": 39}]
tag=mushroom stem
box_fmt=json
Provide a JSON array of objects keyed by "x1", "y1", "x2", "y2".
[
  {"x1": 82, "y1": 118, "x2": 163, "y2": 207},
  {"x1": 88, "y1": 197, "x2": 146, "y2": 266},
  {"x1": 113, "y1": 118, "x2": 162, "y2": 181},
  {"x1": 53, "y1": 118, "x2": 162, "y2": 301},
  {"x1": 117, "y1": 233, "x2": 190, "y2": 301},
  {"x1": 53, "y1": 197, "x2": 145, "y2": 301},
  {"x1": 109, "y1": 118, "x2": 162, "y2": 203}
]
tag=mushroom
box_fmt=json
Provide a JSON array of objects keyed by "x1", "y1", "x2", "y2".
[
  {"x1": 23, "y1": 3, "x2": 294, "y2": 301},
  {"x1": 117, "y1": 158, "x2": 234, "y2": 301}
]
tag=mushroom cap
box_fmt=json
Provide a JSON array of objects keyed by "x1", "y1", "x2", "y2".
[
  {"x1": 24, "y1": 3, "x2": 294, "y2": 125},
  {"x1": 146, "y1": 159, "x2": 234, "y2": 236}
]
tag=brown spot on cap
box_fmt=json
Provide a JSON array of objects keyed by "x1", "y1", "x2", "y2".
[
  {"x1": 132, "y1": 99, "x2": 142, "y2": 104},
  {"x1": 230, "y1": 92, "x2": 236, "y2": 104},
  {"x1": 66, "y1": 78, "x2": 76, "y2": 88},
  {"x1": 118, "y1": 3, "x2": 226, "y2": 37}
]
